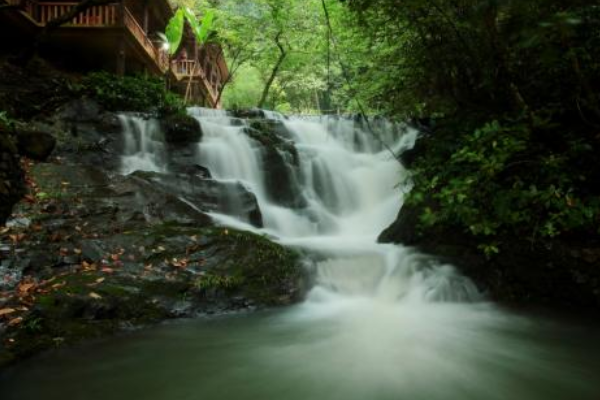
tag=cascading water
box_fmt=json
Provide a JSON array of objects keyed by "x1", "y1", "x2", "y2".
[
  {"x1": 189, "y1": 107, "x2": 476, "y2": 303},
  {"x1": 119, "y1": 115, "x2": 166, "y2": 175},
  {"x1": 3, "y1": 109, "x2": 599, "y2": 400}
]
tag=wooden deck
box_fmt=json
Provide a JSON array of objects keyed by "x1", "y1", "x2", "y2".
[
  {"x1": 2, "y1": 0, "x2": 226, "y2": 108},
  {"x1": 4, "y1": 1, "x2": 169, "y2": 73},
  {"x1": 172, "y1": 59, "x2": 220, "y2": 106}
]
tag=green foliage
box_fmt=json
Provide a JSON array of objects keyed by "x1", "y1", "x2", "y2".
[
  {"x1": 221, "y1": 65, "x2": 264, "y2": 109},
  {"x1": 407, "y1": 118, "x2": 600, "y2": 254},
  {"x1": 165, "y1": 9, "x2": 185, "y2": 56},
  {"x1": 0, "y1": 111, "x2": 14, "y2": 130},
  {"x1": 165, "y1": 7, "x2": 214, "y2": 55},
  {"x1": 82, "y1": 72, "x2": 184, "y2": 114}
]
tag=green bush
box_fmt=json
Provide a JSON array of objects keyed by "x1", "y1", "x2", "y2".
[
  {"x1": 407, "y1": 118, "x2": 600, "y2": 255},
  {"x1": 0, "y1": 110, "x2": 14, "y2": 130},
  {"x1": 82, "y1": 72, "x2": 184, "y2": 114}
]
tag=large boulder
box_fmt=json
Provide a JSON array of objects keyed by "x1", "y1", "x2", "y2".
[
  {"x1": 379, "y1": 203, "x2": 600, "y2": 313},
  {"x1": 161, "y1": 114, "x2": 202, "y2": 145},
  {"x1": 243, "y1": 122, "x2": 305, "y2": 208},
  {"x1": 128, "y1": 170, "x2": 263, "y2": 228},
  {"x1": 16, "y1": 130, "x2": 56, "y2": 161}
]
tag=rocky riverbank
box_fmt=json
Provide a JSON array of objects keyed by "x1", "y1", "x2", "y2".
[
  {"x1": 0, "y1": 61, "x2": 310, "y2": 369},
  {"x1": 379, "y1": 122, "x2": 600, "y2": 313}
]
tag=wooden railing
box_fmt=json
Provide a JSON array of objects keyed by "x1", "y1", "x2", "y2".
[
  {"x1": 172, "y1": 59, "x2": 219, "y2": 104},
  {"x1": 5, "y1": 0, "x2": 36, "y2": 15},
  {"x1": 122, "y1": 7, "x2": 160, "y2": 66},
  {"x1": 37, "y1": 2, "x2": 117, "y2": 26},
  {"x1": 173, "y1": 60, "x2": 196, "y2": 76},
  {"x1": 6, "y1": 1, "x2": 169, "y2": 73}
]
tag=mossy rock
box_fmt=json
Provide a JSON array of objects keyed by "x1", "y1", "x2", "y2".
[{"x1": 161, "y1": 113, "x2": 202, "y2": 145}]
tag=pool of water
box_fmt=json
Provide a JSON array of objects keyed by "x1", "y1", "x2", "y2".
[{"x1": 1, "y1": 302, "x2": 599, "y2": 400}]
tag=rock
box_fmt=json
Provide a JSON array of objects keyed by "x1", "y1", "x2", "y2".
[
  {"x1": 378, "y1": 203, "x2": 423, "y2": 245},
  {"x1": 168, "y1": 163, "x2": 211, "y2": 178},
  {"x1": 0, "y1": 226, "x2": 306, "y2": 368},
  {"x1": 161, "y1": 114, "x2": 202, "y2": 145},
  {"x1": 57, "y1": 97, "x2": 104, "y2": 123},
  {"x1": 229, "y1": 108, "x2": 266, "y2": 119},
  {"x1": 16, "y1": 130, "x2": 56, "y2": 161},
  {"x1": 379, "y1": 202, "x2": 600, "y2": 312},
  {"x1": 243, "y1": 125, "x2": 305, "y2": 208},
  {"x1": 0, "y1": 132, "x2": 25, "y2": 225},
  {"x1": 127, "y1": 171, "x2": 263, "y2": 228}
]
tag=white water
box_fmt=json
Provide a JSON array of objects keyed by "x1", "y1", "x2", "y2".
[
  {"x1": 85, "y1": 108, "x2": 600, "y2": 399},
  {"x1": 119, "y1": 115, "x2": 166, "y2": 175},
  {"x1": 188, "y1": 107, "x2": 477, "y2": 304}
]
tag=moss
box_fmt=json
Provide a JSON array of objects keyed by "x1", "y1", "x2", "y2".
[{"x1": 199, "y1": 228, "x2": 303, "y2": 305}]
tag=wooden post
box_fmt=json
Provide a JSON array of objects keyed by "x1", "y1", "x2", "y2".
[
  {"x1": 116, "y1": 0, "x2": 126, "y2": 75},
  {"x1": 142, "y1": 0, "x2": 149, "y2": 33},
  {"x1": 116, "y1": 38, "x2": 126, "y2": 76}
]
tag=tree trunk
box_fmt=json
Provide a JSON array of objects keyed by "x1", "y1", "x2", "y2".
[{"x1": 258, "y1": 31, "x2": 286, "y2": 109}]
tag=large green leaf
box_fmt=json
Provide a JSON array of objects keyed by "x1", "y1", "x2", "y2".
[
  {"x1": 165, "y1": 9, "x2": 185, "y2": 55},
  {"x1": 196, "y1": 10, "x2": 215, "y2": 45},
  {"x1": 182, "y1": 8, "x2": 215, "y2": 46}
]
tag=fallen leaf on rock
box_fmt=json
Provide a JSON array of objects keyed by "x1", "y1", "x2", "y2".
[
  {"x1": 81, "y1": 261, "x2": 97, "y2": 271},
  {"x1": 9, "y1": 234, "x2": 26, "y2": 243},
  {"x1": 8, "y1": 317, "x2": 23, "y2": 326},
  {"x1": 18, "y1": 283, "x2": 35, "y2": 293},
  {"x1": 0, "y1": 308, "x2": 16, "y2": 317},
  {"x1": 89, "y1": 292, "x2": 102, "y2": 300}
]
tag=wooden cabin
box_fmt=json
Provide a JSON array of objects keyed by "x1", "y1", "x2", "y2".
[{"x1": 0, "y1": 0, "x2": 227, "y2": 108}]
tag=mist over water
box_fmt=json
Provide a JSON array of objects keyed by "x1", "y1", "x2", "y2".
[{"x1": 2, "y1": 109, "x2": 599, "y2": 400}]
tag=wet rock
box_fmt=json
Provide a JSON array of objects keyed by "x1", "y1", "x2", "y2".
[
  {"x1": 0, "y1": 225, "x2": 306, "y2": 368},
  {"x1": 127, "y1": 171, "x2": 263, "y2": 228},
  {"x1": 0, "y1": 132, "x2": 25, "y2": 225},
  {"x1": 57, "y1": 97, "x2": 104, "y2": 123},
  {"x1": 16, "y1": 130, "x2": 56, "y2": 161},
  {"x1": 161, "y1": 114, "x2": 202, "y2": 145},
  {"x1": 169, "y1": 164, "x2": 212, "y2": 179},
  {"x1": 379, "y1": 204, "x2": 600, "y2": 312},
  {"x1": 229, "y1": 108, "x2": 266, "y2": 119},
  {"x1": 243, "y1": 125, "x2": 305, "y2": 208}
]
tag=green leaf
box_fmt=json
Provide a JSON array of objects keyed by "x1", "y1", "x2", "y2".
[
  {"x1": 166, "y1": 9, "x2": 185, "y2": 55},
  {"x1": 196, "y1": 10, "x2": 215, "y2": 45}
]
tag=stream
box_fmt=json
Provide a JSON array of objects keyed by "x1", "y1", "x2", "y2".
[{"x1": 1, "y1": 110, "x2": 599, "y2": 399}]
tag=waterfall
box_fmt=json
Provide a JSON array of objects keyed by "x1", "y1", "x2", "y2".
[
  {"x1": 119, "y1": 114, "x2": 166, "y2": 175},
  {"x1": 187, "y1": 107, "x2": 477, "y2": 304},
  {"x1": 5, "y1": 108, "x2": 597, "y2": 400}
]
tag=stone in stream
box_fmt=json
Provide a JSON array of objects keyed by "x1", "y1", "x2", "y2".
[
  {"x1": 243, "y1": 122, "x2": 306, "y2": 208},
  {"x1": 161, "y1": 113, "x2": 202, "y2": 145},
  {"x1": 15, "y1": 130, "x2": 56, "y2": 161}
]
